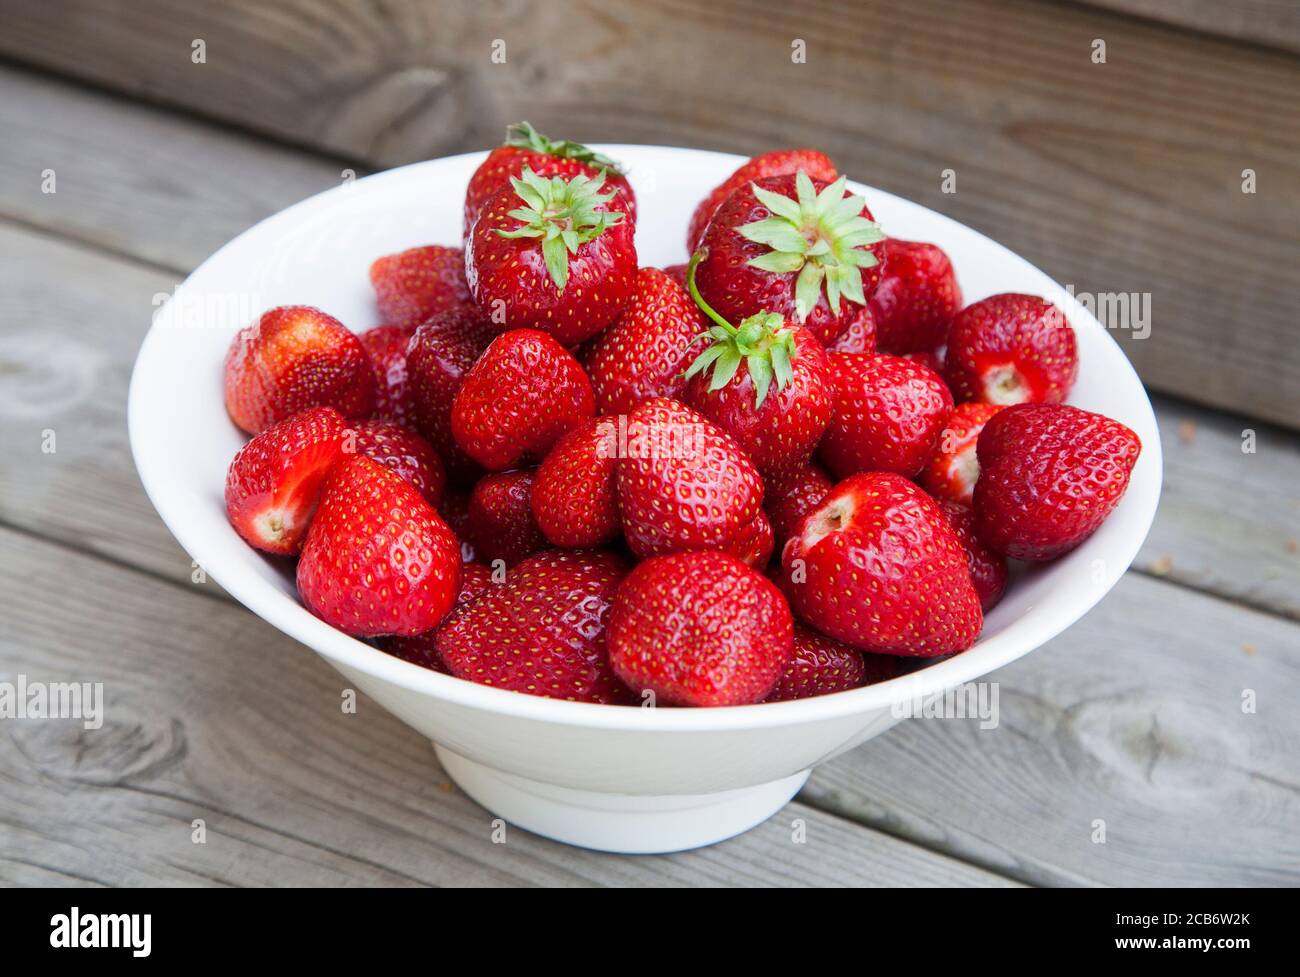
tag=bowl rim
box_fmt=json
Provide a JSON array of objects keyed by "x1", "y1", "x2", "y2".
[{"x1": 128, "y1": 144, "x2": 1163, "y2": 732}]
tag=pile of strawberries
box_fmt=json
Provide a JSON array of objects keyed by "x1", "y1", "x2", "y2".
[{"x1": 221, "y1": 123, "x2": 1142, "y2": 708}]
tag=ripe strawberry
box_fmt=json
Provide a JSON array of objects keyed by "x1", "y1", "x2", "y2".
[
  {"x1": 531, "y1": 419, "x2": 622, "y2": 548},
  {"x1": 920, "y1": 402, "x2": 1005, "y2": 506},
  {"x1": 451, "y1": 328, "x2": 595, "y2": 470},
  {"x1": 382, "y1": 632, "x2": 450, "y2": 674},
  {"x1": 661, "y1": 263, "x2": 689, "y2": 290},
  {"x1": 436, "y1": 490, "x2": 476, "y2": 562},
  {"x1": 616, "y1": 398, "x2": 764, "y2": 559},
  {"x1": 369, "y1": 245, "x2": 473, "y2": 330},
  {"x1": 466, "y1": 167, "x2": 636, "y2": 346},
  {"x1": 466, "y1": 469, "x2": 548, "y2": 566},
  {"x1": 823, "y1": 304, "x2": 877, "y2": 355},
  {"x1": 436, "y1": 549, "x2": 635, "y2": 704},
  {"x1": 224, "y1": 305, "x2": 374, "y2": 434},
  {"x1": 359, "y1": 324, "x2": 418, "y2": 427},
  {"x1": 583, "y1": 267, "x2": 703, "y2": 415},
  {"x1": 726, "y1": 511, "x2": 775, "y2": 569},
  {"x1": 694, "y1": 172, "x2": 886, "y2": 346},
  {"x1": 765, "y1": 462, "x2": 833, "y2": 544},
  {"x1": 781, "y1": 473, "x2": 982, "y2": 656},
  {"x1": 682, "y1": 255, "x2": 833, "y2": 476},
  {"x1": 224, "y1": 406, "x2": 347, "y2": 554},
  {"x1": 869, "y1": 239, "x2": 963, "y2": 354},
  {"x1": 464, "y1": 122, "x2": 636, "y2": 238},
  {"x1": 973, "y1": 403, "x2": 1141, "y2": 560},
  {"x1": 818, "y1": 353, "x2": 954, "y2": 479},
  {"x1": 297, "y1": 456, "x2": 461, "y2": 637},
  {"x1": 405, "y1": 307, "x2": 497, "y2": 484},
  {"x1": 902, "y1": 349, "x2": 944, "y2": 374},
  {"x1": 686, "y1": 149, "x2": 837, "y2": 255},
  {"x1": 347, "y1": 418, "x2": 446, "y2": 508},
  {"x1": 938, "y1": 500, "x2": 1009, "y2": 612},
  {"x1": 762, "y1": 625, "x2": 899, "y2": 703},
  {"x1": 944, "y1": 293, "x2": 1078, "y2": 405},
  {"x1": 607, "y1": 550, "x2": 793, "y2": 707}
]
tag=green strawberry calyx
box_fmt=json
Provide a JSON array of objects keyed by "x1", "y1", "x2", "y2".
[
  {"x1": 505, "y1": 121, "x2": 626, "y2": 175},
  {"x1": 738, "y1": 170, "x2": 884, "y2": 321},
  {"x1": 494, "y1": 166, "x2": 625, "y2": 291},
  {"x1": 685, "y1": 249, "x2": 797, "y2": 409}
]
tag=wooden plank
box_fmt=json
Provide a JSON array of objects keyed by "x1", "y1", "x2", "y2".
[
  {"x1": 806, "y1": 571, "x2": 1300, "y2": 887},
  {"x1": 0, "y1": 1, "x2": 1296, "y2": 426},
  {"x1": 1078, "y1": 0, "x2": 1300, "y2": 56},
  {"x1": 0, "y1": 526, "x2": 1016, "y2": 887}
]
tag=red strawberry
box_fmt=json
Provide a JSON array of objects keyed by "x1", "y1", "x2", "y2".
[
  {"x1": 369, "y1": 245, "x2": 473, "y2": 330},
  {"x1": 436, "y1": 549, "x2": 635, "y2": 704},
  {"x1": 347, "y1": 418, "x2": 446, "y2": 508},
  {"x1": 869, "y1": 239, "x2": 963, "y2": 354},
  {"x1": 726, "y1": 511, "x2": 775, "y2": 569},
  {"x1": 223, "y1": 305, "x2": 374, "y2": 434},
  {"x1": 682, "y1": 255, "x2": 833, "y2": 476},
  {"x1": 762, "y1": 625, "x2": 899, "y2": 702},
  {"x1": 694, "y1": 172, "x2": 886, "y2": 346},
  {"x1": 382, "y1": 632, "x2": 450, "y2": 674},
  {"x1": 451, "y1": 328, "x2": 595, "y2": 470},
  {"x1": 466, "y1": 469, "x2": 548, "y2": 566},
  {"x1": 938, "y1": 500, "x2": 1009, "y2": 612},
  {"x1": 661, "y1": 263, "x2": 689, "y2": 290},
  {"x1": 765, "y1": 462, "x2": 833, "y2": 544},
  {"x1": 616, "y1": 398, "x2": 764, "y2": 559},
  {"x1": 973, "y1": 403, "x2": 1141, "y2": 560},
  {"x1": 944, "y1": 293, "x2": 1078, "y2": 405},
  {"x1": 531, "y1": 419, "x2": 622, "y2": 548},
  {"x1": 607, "y1": 550, "x2": 793, "y2": 707},
  {"x1": 297, "y1": 456, "x2": 461, "y2": 637},
  {"x1": 224, "y1": 406, "x2": 347, "y2": 554},
  {"x1": 405, "y1": 307, "x2": 498, "y2": 484},
  {"x1": 823, "y1": 304, "x2": 877, "y2": 355},
  {"x1": 436, "y1": 490, "x2": 476, "y2": 562},
  {"x1": 359, "y1": 324, "x2": 417, "y2": 427},
  {"x1": 818, "y1": 353, "x2": 954, "y2": 479},
  {"x1": 583, "y1": 267, "x2": 703, "y2": 415},
  {"x1": 902, "y1": 349, "x2": 944, "y2": 374},
  {"x1": 466, "y1": 167, "x2": 636, "y2": 346},
  {"x1": 686, "y1": 149, "x2": 837, "y2": 255},
  {"x1": 464, "y1": 122, "x2": 636, "y2": 238},
  {"x1": 920, "y1": 402, "x2": 1005, "y2": 506},
  {"x1": 781, "y1": 473, "x2": 982, "y2": 656},
  {"x1": 455, "y1": 560, "x2": 500, "y2": 604}
]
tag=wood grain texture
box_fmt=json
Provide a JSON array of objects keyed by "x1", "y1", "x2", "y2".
[
  {"x1": 0, "y1": 1, "x2": 1296, "y2": 426},
  {"x1": 0, "y1": 526, "x2": 1016, "y2": 887},
  {"x1": 1080, "y1": 0, "x2": 1300, "y2": 56}
]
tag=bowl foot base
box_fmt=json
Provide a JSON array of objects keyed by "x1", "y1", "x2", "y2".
[{"x1": 434, "y1": 744, "x2": 810, "y2": 854}]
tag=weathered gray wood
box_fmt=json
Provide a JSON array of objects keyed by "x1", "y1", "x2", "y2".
[
  {"x1": 0, "y1": 526, "x2": 1016, "y2": 887},
  {"x1": 0, "y1": 3, "x2": 1296, "y2": 426}
]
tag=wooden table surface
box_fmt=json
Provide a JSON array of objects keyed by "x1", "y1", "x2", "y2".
[{"x1": 1, "y1": 8, "x2": 1298, "y2": 885}]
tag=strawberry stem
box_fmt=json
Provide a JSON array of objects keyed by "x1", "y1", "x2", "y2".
[{"x1": 504, "y1": 122, "x2": 625, "y2": 175}]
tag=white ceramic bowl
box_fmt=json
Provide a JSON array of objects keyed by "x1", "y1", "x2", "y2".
[{"x1": 129, "y1": 146, "x2": 1162, "y2": 853}]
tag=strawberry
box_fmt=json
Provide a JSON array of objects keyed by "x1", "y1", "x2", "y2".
[
  {"x1": 583, "y1": 267, "x2": 703, "y2": 415},
  {"x1": 973, "y1": 403, "x2": 1141, "y2": 560},
  {"x1": 382, "y1": 632, "x2": 450, "y2": 674},
  {"x1": 682, "y1": 254, "x2": 833, "y2": 477},
  {"x1": 405, "y1": 307, "x2": 497, "y2": 484},
  {"x1": 224, "y1": 406, "x2": 347, "y2": 554},
  {"x1": 616, "y1": 398, "x2": 764, "y2": 559},
  {"x1": 223, "y1": 305, "x2": 374, "y2": 434},
  {"x1": 466, "y1": 469, "x2": 548, "y2": 566},
  {"x1": 938, "y1": 500, "x2": 1009, "y2": 612},
  {"x1": 607, "y1": 550, "x2": 793, "y2": 707},
  {"x1": 661, "y1": 263, "x2": 689, "y2": 290},
  {"x1": 823, "y1": 304, "x2": 877, "y2": 355},
  {"x1": 765, "y1": 462, "x2": 833, "y2": 545},
  {"x1": 818, "y1": 353, "x2": 954, "y2": 479},
  {"x1": 531, "y1": 419, "x2": 622, "y2": 548},
  {"x1": 869, "y1": 239, "x2": 962, "y2": 354},
  {"x1": 359, "y1": 324, "x2": 418, "y2": 428},
  {"x1": 436, "y1": 490, "x2": 476, "y2": 562},
  {"x1": 451, "y1": 328, "x2": 595, "y2": 470},
  {"x1": 347, "y1": 418, "x2": 446, "y2": 508},
  {"x1": 762, "y1": 625, "x2": 899, "y2": 702},
  {"x1": 464, "y1": 122, "x2": 636, "y2": 238},
  {"x1": 297, "y1": 456, "x2": 461, "y2": 637},
  {"x1": 436, "y1": 549, "x2": 635, "y2": 704},
  {"x1": 726, "y1": 511, "x2": 775, "y2": 569},
  {"x1": 466, "y1": 167, "x2": 636, "y2": 345},
  {"x1": 686, "y1": 149, "x2": 837, "y2": 255},
  {"x1": 780, "y1": 473, "x2": 982, "y2": 656},
  {"x1": 944, "y1": 293, "x2": 1078, "y2": 405},
  {"x1": 902, "y1": 349, "x2": 944, "y2": 374},
  {"x1": 693, "y1": 172, "x2": 886, "y2": 346},
  {"x1": 369, "y1": 245, "x2": 473, "y2": 329},
  {"x1": 919, "y1": 402, "x2": 1005, "y2": 506}
]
